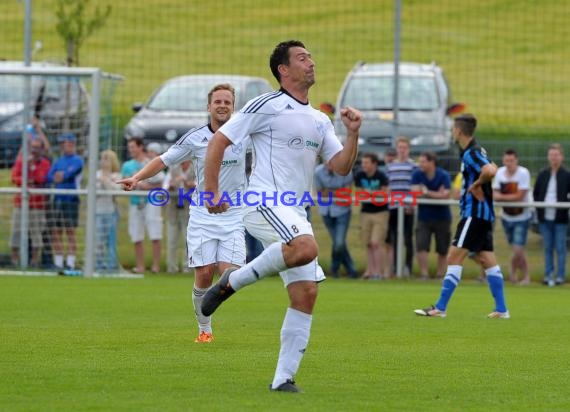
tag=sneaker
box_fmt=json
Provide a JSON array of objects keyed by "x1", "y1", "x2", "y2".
[
  {"x1": 414, "y1": 305, "x2": 446, "y2": 317},
  {"x1": 269, "y1": 379, "x2": 302, "y2": 393},
  {"x1": 555, "y1": 278, "x2": 564, "y2": 286},
  {"x1": 201, "y1": 268, "x2": 237, "y2": 316},
  {"x1": 487, "y1": 311, "x2": 510, "y2": 319},
  {"x1": 194, "y1": 331, "x2": 214, "y2": 343}
]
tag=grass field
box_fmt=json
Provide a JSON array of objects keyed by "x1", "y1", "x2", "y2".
[
  {"x1": 1, "y1": 0, "x2": 569, "y2": 139},
  {"x1": 1, "y1": 275, "x2": 569, "y2": 411}
]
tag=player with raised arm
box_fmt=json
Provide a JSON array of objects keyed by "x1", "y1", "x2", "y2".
[
  {"x1": 201, "y1": 40, "x2": 362, "y2": 392},
  {"x1": 414, "y1": 113, "x2": 509, "y2": 319},
  {"x1": 118, "y1": 84, "x2": 247, "y2": 343}
]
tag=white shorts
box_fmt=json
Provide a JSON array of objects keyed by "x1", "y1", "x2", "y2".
[
  {"x1": 244, "y1": 205, "x2": 325, "y2": 286},
  {"x1": 186, "y1": 213, "x2": 246, "y2": 267},
  {"x1": 128, "y1": 203, "x2": 163, "y2": 242}
]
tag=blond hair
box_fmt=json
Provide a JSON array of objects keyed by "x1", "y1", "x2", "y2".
[{"x1": 101, "y1": 149, "x2": 120, "y2": 173}]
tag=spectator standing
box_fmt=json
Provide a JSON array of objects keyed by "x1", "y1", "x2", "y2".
[
  {"x1": 354, "y1": 153, "x2": 389, "y2": 279},
  {"x1": 10, "y1": 138, "x2": 51, "y2": 267},
  {"x1": 121, "y1": 138, "x2": 165, "y2": 273},
  {"x1": 386, "y1": 137, "x2": 418, "y2": 276},
  {"x1": 95, "y1": 150, "x2": 121, "y2": 271},
  {"x1": 47, "y1": 133, "x2": 83, "y2": 270},
  {"x1": 163, "y1": 160, "x2": 196, "y2": 273},
  {"x1": 314, "y1": 161, "x2": 358, "y2": 278},
  {"x1": 410, "y1": 152, "x2": 452, "y2": 279},
  {"x1": 492, "y1": 149, "x2": 532, "y2": 285},
  {"x1": 533, "y1": 143, "x2": 570, "y2": 286}
]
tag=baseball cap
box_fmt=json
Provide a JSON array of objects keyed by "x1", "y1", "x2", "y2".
[{"x1": 57, "y1": 132, "x2": 77, "y2": 143}]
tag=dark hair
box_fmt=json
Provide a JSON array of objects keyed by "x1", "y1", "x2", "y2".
[
  {"x1": 128, "y1": 137, "x2": 145, "y2": 147},
  {"x1": 208, "y1": 83, "x2": 235, "y2": 104},
  {"x1": 362, "y1": 152, "x2": 379, "y2": 165},
  {"x1": 454, "y1": 113, "x2": 477, "y2": 137},
  {"x1": 420, "y1": 151, "x2": 437, "y2": 164},
  {"x1": 503, "y1": 149, "x2": 518, "y2": 157},
  {"x1": 269, "y1": 40, "x2": 306, "y2": 82}
]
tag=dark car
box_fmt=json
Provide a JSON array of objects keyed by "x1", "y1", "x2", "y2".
[
  {"x1": 123, "y1": 74, "x2": 273, "y2": 153},
  {"x1": 332, "y1": 62, "x2": 465, "y2": 173},
  {"x1": 0, "y1": 61, "x2": 90, "y2": 167}
]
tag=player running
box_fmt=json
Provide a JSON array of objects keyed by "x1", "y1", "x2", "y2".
[{"x1": 118, "y1": 83, "x2": 247, "y2": 342}]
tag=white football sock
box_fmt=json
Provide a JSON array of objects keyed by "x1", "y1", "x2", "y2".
[
  {"x1": 271, "y1": 308, "x2": 312, "y2": 389},
  {"x1": 66, "y1": 255, "x2": 76, "y2": 269},
  {"x1": 54, "y1": 255, "x2": 64, "y2": 269},
  {"x1": 192, "y1": 285, "x2": 212, "y2": 333},
  {"x1": 229, "y1": 242, "x2": 286, "y2": 291}
]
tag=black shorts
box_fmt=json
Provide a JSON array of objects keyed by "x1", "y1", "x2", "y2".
[
  {"x1": 415, "y1": 219, "x2": 451, "y2": 255},
  {"x1": 452, "y1": 217, "x2": 493, "y2": 252},
  {"x1": 52, "y1": 200, "x2": 80, "y2": 228}
]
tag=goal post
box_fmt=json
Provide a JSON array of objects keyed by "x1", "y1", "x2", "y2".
[{"x1": 0, "y1": 65, "x2": 123, "y2": 278}]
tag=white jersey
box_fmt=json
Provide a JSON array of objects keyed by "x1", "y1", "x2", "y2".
[
  {"x1": 219, "y1": 90, "x2": 343, "y2": 207},
  {"x1": 492, "y1": 165, "x2": 532, "y2": 221},
  {"x1": 160, "y1": 123, "x2": 247, "y2": 224}
]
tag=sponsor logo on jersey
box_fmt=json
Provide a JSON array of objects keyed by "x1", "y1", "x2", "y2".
[
  {"x1": 221, "y1": 159, "x2": 238, "y2": 166},
  {"x1": 287, "y1": 136, "x2": 304, "y2": 150}
]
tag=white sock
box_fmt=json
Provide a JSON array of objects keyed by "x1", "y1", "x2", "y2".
[
  {"x1": 66, "y1": 255, "x2": 76, "y2": 269},
  {"x1": 229, "y1": 242, "x2": 286, "y2": 291},
  {"x1": 192, "y1": 285, "x2": 212, "y2": 333},
  {"x1": 54, "y1": 255, "x2": 64, "y2": 269},
  {"x1": 271, "y1": 308, "x2": 312, "y2": 389}
]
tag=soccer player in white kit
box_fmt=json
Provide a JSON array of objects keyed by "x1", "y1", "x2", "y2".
[
  {"x1": 117, "y1": 84, "x2": 247, "y2": 343},
  {"x1": 201, "y1": 40, "x2": 362, "y2": 392}
]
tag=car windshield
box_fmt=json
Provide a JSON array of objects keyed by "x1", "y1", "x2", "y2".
[
  {"x1": 147, "y1": 79, "x2": 241, "y2": 111},
  {"x1": 342, "y1": 75, "x2": 439, "y2": 111}
]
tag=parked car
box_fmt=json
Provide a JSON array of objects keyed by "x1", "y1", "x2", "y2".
[
  {"x1": 123, "y1": 74, "x2": 273, "y2": 153},
  {"x1": 0, "y1": 61, "x2": 90, "y2": 167},
  {"x1": 331, "y1": 62, "x2": 465, "y2": 173}
]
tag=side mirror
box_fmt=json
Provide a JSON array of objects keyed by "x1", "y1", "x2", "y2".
[
  {"x1": 132, "y1": 102, "x2": 144, "y2": 113},
  {"x1": 446, "y1": 102, "x2": 466, "y2": 116}
]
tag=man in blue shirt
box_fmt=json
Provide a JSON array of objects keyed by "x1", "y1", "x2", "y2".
[
  {"x1": 414, "y1": 114, "x2": 509, "y2": 319},
  {"x1": 314, "y1": 161, "x2": 358, "y2": 278},
  {"x1": 47, "y1": 133, "x2": 83, "y2": 270},
  {"x1": 411, "y1": 152, "x2": 452, "y2": 279}
]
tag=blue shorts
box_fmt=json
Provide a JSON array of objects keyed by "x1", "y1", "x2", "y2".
[{"x1": 501, "y1": 218, "x2": 530, "y2": 246}]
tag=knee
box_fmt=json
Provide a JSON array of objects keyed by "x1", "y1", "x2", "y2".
[
  {"x1": 289, "y1": 282, "x2": 318, "y2": 312},
  {"x1": 288, "y1": 236, "x2": 318, "y2": 266}
]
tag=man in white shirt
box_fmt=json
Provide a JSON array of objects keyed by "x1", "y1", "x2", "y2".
[
  {"x1": 201, "y1": 40, "x2": 362, "y2": 393},
  {"x1": 493, "y1": 149, "x2": 532, "y2": 285},
  {"x1": 118, "y1": 84, "x2": 247, "y2": 343}
]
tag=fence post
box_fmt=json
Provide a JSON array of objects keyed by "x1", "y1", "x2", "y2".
[{"x1": 83, "y1": 69, "x2": 101, "y2": 278}]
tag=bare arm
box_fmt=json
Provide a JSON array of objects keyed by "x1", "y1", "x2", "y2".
[
  {"x1": 328, "y1": 107, "x2": 362, "y2": 176},
  {"x1": 204, "y1": 131, "x2": 233, "y2": 213},
  {"x1": 116, "y1": 156, "x2": 166, "y2": 191},
  {"x1": 494, "y1": 188, "x2": 528, "y2": 202},
  {"x1": 472, "y1": 163, "x2": 497, "y2": 187}
]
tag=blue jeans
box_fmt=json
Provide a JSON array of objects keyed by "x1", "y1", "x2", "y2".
[
  {"x1": 96, "y1": 212, "x2": 118, "y2": 270},
  {"x1": 322, "y1": 211, "x2": 357, "y2": 277},
  {"x1": 538, "y1": 221, "x2": 567, "y2": 279}
]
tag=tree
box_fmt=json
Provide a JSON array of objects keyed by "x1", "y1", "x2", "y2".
[{"x1": 55, "y1": 0, "x2": 112, "y2": 67}]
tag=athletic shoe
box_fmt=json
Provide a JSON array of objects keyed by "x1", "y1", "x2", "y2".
[
  {"x1": 201, "y1": 268, "x2": 237, "y2": 316},
  {"x1": 487, "y1": 311, "x2": 510, "y2": 319},
  {"x1": 414, "y1": 305, "x2": 446, "y2": 317},
  {"x1": 194, "y1": 331, "x2": 214, "y2": 343},
  {"x1": 555, "y1": 278, "x2": 564, "y2": 286},
  {"x1": 269, "y1": 379, "x2": 302, "y2": 393}
]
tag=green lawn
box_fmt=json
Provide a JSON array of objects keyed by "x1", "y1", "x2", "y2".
[
  {"x1": 1, "y1": 275, "x2": 569, "y2": 411},
  {"x1": 1, "y1": 0, "x2": 568, "y2": 139}
]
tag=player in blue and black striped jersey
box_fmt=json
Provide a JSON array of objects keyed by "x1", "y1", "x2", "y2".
[{"x1": 415, "y1": 113, "x2": 509, "y2": 319}]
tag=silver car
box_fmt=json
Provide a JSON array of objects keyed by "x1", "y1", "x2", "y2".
[
  {"x1": 124, "y1": 74, "x2": 273, "y2": 153},
  {"x1": 332, "y1": 62, "x2": 465, "y2": 172}
]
